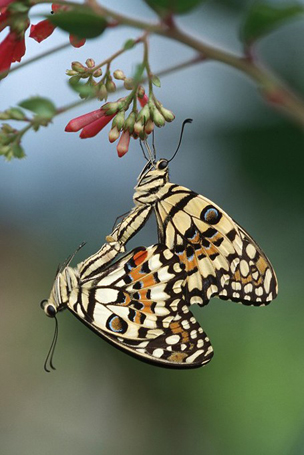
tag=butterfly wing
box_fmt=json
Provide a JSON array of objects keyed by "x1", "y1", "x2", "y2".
[
  {"x1": 68, "y1": 244, "x2": 213, "y2": 368},
  {"x1": 155, "y1": 183, "x2": 278, "y2": 306}
]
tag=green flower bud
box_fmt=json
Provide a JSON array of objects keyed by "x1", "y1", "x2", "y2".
[
  {"x1": 97, "y1": 84, "x2": 108, "y2": 101},
  {"x1": 137, "y1": 85, "x2": 145, "y2": 98},
  {"x1": 66, "y1": 70, "x2": 78, "y2": 76},
  {"x1": 108, "y1": 126, "x2": 120, "y2": 143},
  {"x1": 106, "y1": 78, "x2": 116, "y2": 93},
  {"x1": 159, "y1": 106, "x2": 175, "y2": 122},
  {"x1": 93, "y1": 68, "x2": 102, "y2": 78},
  {"x1": 86, "y1": 58, "x2": 95, "y2": 68},
  {"x1": 0, "y1": 112, "x2": 10, "y2": 120},
  {"x1": 103, "y1": 102, "x2": 119, "y2": 115},
  {"x1": 1, "y1": 123, "x2": 16, "y2": 134},
  {"x1": 134, "y1": 121, "x2": 144, "y2": 136},
  {"x1": 112, "y1": 110, "x2": 125, "y2": 130},
  {"x1": 124, "y1": 111, "x2": 136, "y2": 133},
  {"x1": 71, "y1": 61, "x2": 86, "y2": 73},
  {"x1": 124, "y1": 78, "x2": 134, "y2": 90},
  {"x1": 7, "y1": 108, "x2": 26, "y2": 121},
  {"x1": 150, "y1": 105, "x2": 165, "y2": 127},
  {"x1": 113, "y1": 70, "x2": 126, "y2": 80},
  {"x1": 145, "y1": 119, "x2": 154, "y2": 134},
  {"x1": 137, "y1": 104, "x2": 150, "y2": 123}
]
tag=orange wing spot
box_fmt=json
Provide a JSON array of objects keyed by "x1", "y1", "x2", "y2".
[
  {"x1": 181, "y1": 330, "x2": 190, "y2": 343},
  {"x1": 206, "y1": 244, "x2": 219, "y2": 257},
  {"x1": 192, "y1": 232, "x2": 201, "y2": 243},
  {"x1": 141, "y1": 274, "x2": 158, "y2": 288},
  {"x1": 133, "y1": 311, "x2": 143, "y2": 324},
  {"x1": 133, "y1": 249, "x2": 148, "y2": 266},
  {"x1": 170, "y1": 321, "x2": 184, "y2": 334},
  {"x1": 169, "y1": 322, "x2": 189, "y2": 342},
  {"x1": 256, "y1": 256, "x2": 267, "y2": 275},
  {"x1": 167, "y1": 352, "x2": 188, "y2": 363},
  {"x1": 139, "y1": 301, "x2": 154, "y2": 314}
]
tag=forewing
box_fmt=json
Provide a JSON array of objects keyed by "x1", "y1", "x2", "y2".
[
  {"x1": 68, "y1": 244, "x2": 213, "y2": 368},
  {"x1": 156, "y1": 183, "x2": 278, "y2": 306}
]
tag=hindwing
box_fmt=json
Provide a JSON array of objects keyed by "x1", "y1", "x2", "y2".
[
  {"x1": 68, "y1": 244, "x2": 213, "y2": 368},
  {"x1": 154, "y1": 183, "x2": 278, "y2": 306}
]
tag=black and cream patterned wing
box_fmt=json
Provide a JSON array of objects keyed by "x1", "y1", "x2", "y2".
[
  {"x1": 155, "y1": 183, "x2": 278, "y2": 306},
  {"x1": 68, "y1": 244, "x2": 213, "y2": 368}
]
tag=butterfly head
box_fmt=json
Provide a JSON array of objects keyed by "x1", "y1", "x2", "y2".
[
  {"x1": 40, "y1": 269, "x2": 72, "y2": 317},
  {"x1": 134, "y1": 158, "x2": 169, "y2": 203}
]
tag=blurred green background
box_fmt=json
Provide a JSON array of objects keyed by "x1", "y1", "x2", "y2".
[{"x1": 1, "y1": 1, "x2": 304, "y2": 454}]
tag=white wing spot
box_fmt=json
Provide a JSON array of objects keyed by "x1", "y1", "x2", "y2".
[
  {"x1": 246, "y1": 244, "x2": 256, "y2": 259},
  {"x1": 240, "y1": 260, "x2": 250, "y2": 277},
  {"x1": 166, "y1": 334, "x2": 180, "y2": 345},
  {"x1": 152, "y1": 348, "x2": 164, "y2": 358}
]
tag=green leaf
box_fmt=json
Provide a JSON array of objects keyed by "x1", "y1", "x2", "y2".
[
  {"x1": 144, "y1": 0, "x2": 205, "y2": 16},
  {"x1": 68, "y1": 78, "x2": 95, "y2": 97},
  {"x1": 11, "y1": 143, "x2": 25, "y2": 159},
  {"x1": 152, "y1": 74, "x2": 161, "y2": 88},
  {"x1": 19, "y1": 97, "x2": 56, "y2": 118},
  {"x1": 123, "y1": 39, "x2": 136, "y2": 50},
  {"x1": 47, "y1": 8, "x2": 108, "y2": 39},
  {"x1": 241, "y1": 1, "x2": 304, "y2": 45}
]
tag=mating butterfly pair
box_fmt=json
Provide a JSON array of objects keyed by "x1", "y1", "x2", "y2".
[{"x1": 41, "y1": 141, "x2": 278, "y2": 369}]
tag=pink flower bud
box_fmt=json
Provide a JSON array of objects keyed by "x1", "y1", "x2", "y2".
[
  {"x1": 116, "y1": 130, "x2": 130, "y2": 157},
  {"x1": 65, "y1": 109, "x2": 105, "y2": 132},
  {"x1": 138, "y1": 94, "x2": 148, "y2": 108}
]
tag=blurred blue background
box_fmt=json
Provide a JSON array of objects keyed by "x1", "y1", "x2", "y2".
[{"x1": 1, "y1": 1, "x2": 304, "y2": 454}]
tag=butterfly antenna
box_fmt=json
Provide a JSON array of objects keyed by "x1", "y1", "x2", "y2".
[
  {"x1": 168, "y1": 118, "x2": 193, "y2": 163},
  {"x1": 151, "y1": 129, "x2": 156, "y2": 161},
  {"x1": 43, "y1": 316, "x2": 59, "y2": 373},
  {"x1": 59, "y1": 242, "x2": 86, "y2": 273},
  {"x1": 139, "y1": 139, "x2": 149, "y2": 161}
]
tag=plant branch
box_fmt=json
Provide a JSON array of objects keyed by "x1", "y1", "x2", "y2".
[{"x1": 84, "y1": 0, "x2": 304, "y2": 126}]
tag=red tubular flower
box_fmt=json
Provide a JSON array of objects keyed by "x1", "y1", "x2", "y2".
[
  {"x1": 65, "y1": 109, "x2": 115, "y2": 138},
  {"x1": 117, "y1": 130, "x2": 131, "y2": 157},
  {"x1": 0, "y1": 31, "x2": 26, "y2": 73},
  {"x1": 29, "y1": 20, "x2": 56, "y2": 43},
  {"x1": 65, "y1": 109, "x2": 106, "y2": 132},
  {"x1": 80, "y1": 113, "x2": 115, "y2": 138}
]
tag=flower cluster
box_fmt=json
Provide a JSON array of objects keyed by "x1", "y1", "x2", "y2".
[
  {"x1": 65, "y1": 75, "x2": 175, "y2": 157},
  {"x1": 0, "y1": 2, "x2": 86, "y2": 78},
  {"x1": 66, "y1": 58, "x2": 111, "y2": 101}
]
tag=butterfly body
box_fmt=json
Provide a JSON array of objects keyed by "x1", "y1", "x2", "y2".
[{"x1": 115, "y1": 158, "x2": 278, "y2": 307}]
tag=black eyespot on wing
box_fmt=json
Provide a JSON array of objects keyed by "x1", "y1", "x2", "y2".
[
  {"x1": 200, "y1": 205, "x2": 222, "y2": 225},
  {"x1": 106, "y1": 315, "x2": 128, "y2": 334},
  {"x1": 157, "y1": 159, "x2": 168, "y2": 170}
]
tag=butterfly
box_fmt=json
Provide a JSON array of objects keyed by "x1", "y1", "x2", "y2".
[
  {"x1": 110, "y1": 142, "x2": 278, "y2": 307},
  {"x1": 41, "y1": 240, "x2": 214, "y2": 369}
]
